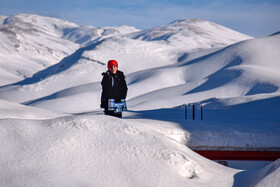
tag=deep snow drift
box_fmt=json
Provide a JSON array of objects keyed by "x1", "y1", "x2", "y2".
[
  {"x1": 0, "y1": 105, "x2": 235, "y2": 186},
  {"x1": 0, "y1": 14, "x2": 279, "y2": 186},
  {"x1": 0, "y1": 100, "x2": 279, "y2": 186}
]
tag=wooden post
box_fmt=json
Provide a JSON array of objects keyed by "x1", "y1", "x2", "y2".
[
  {"x1": 185, "y1": 104, "x2": 187, "y2": 120},
  {"x1": 192, "y1": 104, "x2": 195, "y2": 120},
  {"x1": 201, "y1": 105, "x2": 203, "y2": 120}
]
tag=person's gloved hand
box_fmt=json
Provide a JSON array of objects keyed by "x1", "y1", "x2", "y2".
[{"x1": 121, "y1": 99, "x2": 127, "y2": 111}]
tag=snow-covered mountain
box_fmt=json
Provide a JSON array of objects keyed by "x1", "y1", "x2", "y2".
[
  {"x1": 127, "y1": 18, "x2": 252, "y2": 50},
  {"x1": 0, "y1": 14, "x2": 139, "y2": 86},
  {"x1": 0, "y1": 14, "x2": 254, "y2": 108},
  {"x1": 0, "y1": 14, "x2": 79, "y2": 85},
  {"x1": 0, "y1": 14, "x2": 279, "y2": 120},
  {"x1": 0, "y1": 26, "x2": 278, "y2": 115},
  {"x1": 0, "y1": 14, "x2": 279, "y2": 187},
  {"x1": 0, "y1": 14, "x2": 252, "y2": 87}
]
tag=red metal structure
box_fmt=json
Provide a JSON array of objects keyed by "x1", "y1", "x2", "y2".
[{"x1": 195, "y1": 150, "x2": 280, "y2": 161}]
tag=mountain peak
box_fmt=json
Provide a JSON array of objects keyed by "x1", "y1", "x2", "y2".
[
  {"x1": 3, "y1": 14, "x2": 78, "y2": 26},
  {"x1": 127, "y1": 18, "x2": 252, "y2": 50},
  {"x1": 168, "y1": 18, "x2": 207, "y2": 25}
]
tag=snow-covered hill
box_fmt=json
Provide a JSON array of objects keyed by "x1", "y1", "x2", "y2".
[
  {"x1": 127, "y1": 18, "x2": 252, "y2": 50},
  {"x1": 0, "y1": 14, "x2": 79, "y2": 85},
  {"x1": 0, "y1": 14, "x2": 139, "y2": 86},
  {"x1": 128, "y1": 33, "x2": 280, "y2": 110},
  {"x1": 0, "y1": 14, "x2": 254, "y2": 110},
  {"x1": 0, "y1": 32, "x2": 278, "y2": 114},
  {"x1": 0, "y1": 14, "x2": 252, "y2": 87},
  {"x1": 0, "y1": 98, "x2": 279, "y2": 186}
]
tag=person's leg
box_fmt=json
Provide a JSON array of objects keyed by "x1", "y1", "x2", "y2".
[
  {"x1": 104, "y1": 108, "x2": 109, "y2": 115},
  {"x1": 114, "y1": 113, "x2": 122, "y2": 118},
  {"x1": 109, "y1": 111, "x2": 115, "y2": 116},
  {"x1": 104, "y1": 108, "x2": 122, "y2": 118},
  {"x1": 104, "y1": 109, "x2": 115, "y2": 116}
]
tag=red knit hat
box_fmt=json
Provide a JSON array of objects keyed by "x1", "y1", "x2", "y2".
[{"x1": 107, "y1": 60, "x2": 118, "y2": 69}]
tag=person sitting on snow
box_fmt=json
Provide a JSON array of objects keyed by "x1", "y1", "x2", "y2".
[{"x1": 100, "y1": 60, "x2": 128, "y2": 118}]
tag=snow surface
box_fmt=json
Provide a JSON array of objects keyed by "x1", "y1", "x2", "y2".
[
  {"x1": 0, "y1": 14, "x2": 279, "y2": 186},
  {"x1": 0, "y1": 100, "x2": 279, "y2": 186},
  {"x1": 0, "y1": 99, "x2": 67, "y2": 119},
  {"x1": 127, "y1": 18, "x2": 252, "y2": 50},
  {"x1": 0, "y1": 106, "x2": 236, "y2": 186}
]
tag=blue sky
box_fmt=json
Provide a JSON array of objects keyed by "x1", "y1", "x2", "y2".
[{"x1": 1, "y1": 0, "x2": 280, "y2": 37}]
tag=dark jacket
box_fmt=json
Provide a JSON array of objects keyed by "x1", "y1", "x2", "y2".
[{"x1": 100, "y1": 70, "x2": 128, "y2": 109}]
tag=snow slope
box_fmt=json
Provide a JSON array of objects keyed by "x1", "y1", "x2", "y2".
[
  {"x1": 0, "y1": 14, "x2": 80, "y2": 85},
  {"x1": 127, "y1": 18, "x2": 252, "y2": 50},
  {"x1": 0, "y1": 99, "x2": 67, "y2": 119},
  {"x1": 0, "y1": 15, "x2": 251, "y2": 87},
  {"x1": 0, "y1": 16, "x2": 253, "y2": 105},
  {"x1": 128, "y1": 33, "x2": 280, "y2": 110},
  {"x1": 0, "y1": 111, "x2": 234, "y2": 186},
  {"x1": 233, "y1": 159, "x2": 280, "y2": 187},
  {"x1": 0, "y1": 14, "x2": 139, "y2": 86},
  {"x1": 0, "y1": 100, "x2": 279, "y2": 186},
  {"x1": 0, "y1": 33, "x2": 278, "y2": 113}
]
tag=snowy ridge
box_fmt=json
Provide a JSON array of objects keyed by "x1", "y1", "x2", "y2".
[
  {"x1": 127, "y1": 18, "x2": 252, "y2": 50},
  {"x1": 0, "y1": 14, "x2": 80, "y2": 85},
  {"x1": 0, "y1": 99, "x2": 67, "y2": 119},
  {"x1": 0, "y1": 14, "x2": 139, "y2": 86}
]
